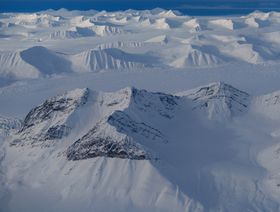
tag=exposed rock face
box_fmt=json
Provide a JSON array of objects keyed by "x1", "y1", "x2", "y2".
[
  {"x1": 130, "y1": 88, "x2": 179, "y2": 119},
  {"x1": 11, "y1": 88, "x2": 89, "y2": 146},
  {"x1": 8, "y1": 86, "x2": 176, "y2": 160},
  {"x1": 178, "y1": 82, "x2": 250, "y2": 121},
  {"x1": 66, "y1": 120, "x2": 149, "y2": 160},
  {"x1": 66, "y1": 88, "x2": 175, "y2": 161},
  {"x1": 8, "y1": 83, "x2": 250, "y2": 160},
  {"x1": 108, "y1": 111, "x2": 167, "y2": 143},
  {"x1": 44, "y1": 125, "x2": 72, "y2": 140}
]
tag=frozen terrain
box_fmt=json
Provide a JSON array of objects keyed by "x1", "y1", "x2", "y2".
[
  {"x1": 1, "y1": 8, "x2": 280, "y2": 212},
  {"x1": 1, "y1": 9, "x2": 280, "y2": 83}
]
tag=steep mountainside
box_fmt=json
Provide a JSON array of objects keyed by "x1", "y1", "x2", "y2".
[
  {"x1": 1, "y1": 9, "x2": 280, "y2": 212},
  {"x1": 2, "y1": 82, "x2": 280, "y2": 211},
  {"x1": 178, "y1": 82, "x2": 250, "y2": 121}
]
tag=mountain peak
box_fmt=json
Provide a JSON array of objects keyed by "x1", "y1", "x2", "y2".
[
  {"x1": 193, "y1": 81, "x2": 244, "y2": 98},
  {"x1": 11, "y1": 88, "x2": 89, "y2": 146},
  {"x1": 178, "y1": 82, "x2": 250, "y2": 121}
]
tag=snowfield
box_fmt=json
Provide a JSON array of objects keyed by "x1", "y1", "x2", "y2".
[{"x1": 1, "y1": 8, "x2": 280, "y2": 212}]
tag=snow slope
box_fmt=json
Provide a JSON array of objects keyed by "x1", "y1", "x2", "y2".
[
  {"x1": 1, "y1": 8, "x2": 280, "y2": 212},
  {"x1": 0, "y1": 46, "x2": 158, "y2": 79},
  {"x1": 1, "y1": 9, "x2": 280, "y2": 82},
  {"x1": 0, "y1": 46, "x2": 72, "y2": 79},
  {"x1": 177, "y1": 82, "x2": 250, "y2": 121},
  {"x1": 1, "y1": 82, "x2": 280, "y2": 211},
  {"x1": 70, "y1": 48, "x2": 156, "y2": 72}
]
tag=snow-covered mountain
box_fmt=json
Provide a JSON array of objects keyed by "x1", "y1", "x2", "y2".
[
  {"x1": 49, "y1": 24, "x2": 124, "y2": 39},
  {"x1": 1, "y1": 9, "x2": 280, "y2": 82},
  {"x1": 70, "y1": 48, "x2": 155, "y2": 72},
  {"x1": 2, "y1": 82, "x2": 280, "y2": 211},
  {"x1": 10, "y1": 86, "x2": 177, "y2": 157},
  {"x1": 11, "y1": 88, "x2": 89, "y2": 146},
  {"x1": 178, "y1": 82, "x2": 250, "y2": 121},
  {"x1": 9, "y1": 82, "x2": 250, "y2": 161},
  {"x1": 0, "y1": 46, "x2": 157, "y2": 79},
  {"x1": 0, "y1": 46, "x2": 72, "y2": 79},
  {"x1": 1, "y1": 8, "x2": 280, "y2": 212},
  {"x1": 169, "y1": 45, "x2": 227, "y2": 68}
]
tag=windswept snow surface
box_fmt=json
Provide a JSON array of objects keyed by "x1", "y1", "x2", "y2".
[
  {"x1": 1, "y1": 9, "x2": 280, "y2": 81},
  {"x1": 1, "y1": 9, "x2": 280, "y2": 212}
]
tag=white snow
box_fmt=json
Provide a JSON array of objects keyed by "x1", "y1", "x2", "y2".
[
  {"x1": 1, "y1": 9, "x2": 280, "y2": 81},
  {"x1": 183, "y1": 18, "x2": 203, "y2": 32},
  {"x1": 209, "y1": 19, "x2": 235, "y2": 30},
  {"x1": 1, "y1": 8, "x2": 280, "y2": 212}
]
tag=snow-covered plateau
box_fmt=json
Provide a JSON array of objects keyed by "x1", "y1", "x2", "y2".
[{"x1": 1, "y1": 8, "x2": 280, "y2": 212}]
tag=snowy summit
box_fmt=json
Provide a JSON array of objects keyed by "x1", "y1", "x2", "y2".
[{"x1": 1, "y1": 8, "x2": 280, "y2": 212}]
